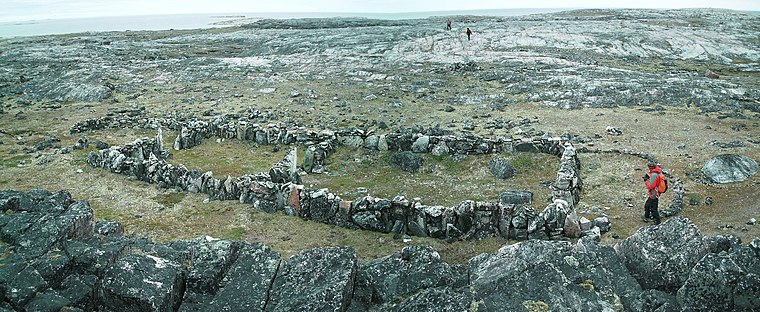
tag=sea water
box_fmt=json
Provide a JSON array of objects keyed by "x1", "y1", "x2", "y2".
[{"x1": 0, "y1": 8, "x2": 571, "y2": 38}]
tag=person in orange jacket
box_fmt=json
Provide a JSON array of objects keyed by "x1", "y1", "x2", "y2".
[{"x1": 642, "y1": 159, "x2": 663, "y2": 225}]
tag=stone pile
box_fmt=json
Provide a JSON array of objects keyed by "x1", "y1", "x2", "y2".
[{"x1": 2, "y1": 190, "x2": 757, "y2": 311}]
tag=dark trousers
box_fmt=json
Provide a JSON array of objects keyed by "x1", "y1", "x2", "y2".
[{"x1": 644, "y1": 197, "x2": 660, "y2": 224}]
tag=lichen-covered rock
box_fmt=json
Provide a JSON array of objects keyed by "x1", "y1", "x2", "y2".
[
  {"x1": 676, "y1": 243, "x2": 760, "y2": 311},
  {"x1": 387, "y1": 286, "x2": 473, "y2": 312},
  {"x1": 169, "y1": 236, "x2": 240, "y2": 294},
  {"x1": 488, "y1": 156, "x2": 516, "y2": 179},
  {"x1": 355, "y1": 245, "x2": 461, "y2": 305},
  {"x1": 266, "y1": 246, "x2": 357, "y2": 312},
  {"x1": 470, "y1": 238, "x2": 642, "y2": 311},
  {"x1": 614, "y1": 217, "x2": 709, "y2": 292},
  {"x1": 388, "y1": 151, "x2": 423, "y2": 173},
  {"x1": 207, "y1": 242, "x2": 281, "y2": 311},
  {"x1": 99, "y1": 254, "x2": 185, "y2": 312},
  {"x1": 0, "y1": 253, "x2": 48, "y2": 308},
  {"x1": 94, "y1": 221, "x2": 124, "y2": 237},
  {"x1": 637, "y1": 289, "x2": 677, "y2": 312}
]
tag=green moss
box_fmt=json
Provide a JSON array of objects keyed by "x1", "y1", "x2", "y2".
[
  {"x1": 685, "y1": 193, "x2": 702, "y2": 204},
  {"x1": 510, "y1": 153, "x2": 536, "y2": 171},
  {"x1": 220, "y1": 227, "x2": 246, "y2": 240},
  {"x1": 522, "y1": 300, "x2": 550, "y2": 312},
  {"x1": 0, "y1": 154, "x2": 32, "y2": 169},
  {"x1": 153, "y1": 192, "x2": 186, "y2": 208}
]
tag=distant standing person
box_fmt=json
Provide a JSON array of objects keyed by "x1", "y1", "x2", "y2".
[
  {"x1": 642, "y1": 159, "x2": 663, "y2": 225},
  {"x1": 447, "y1": 19, "x2": 452, "y2": 31},
  {"x1": 466, "y1": 27, "x2": 472, "y2": 41}
]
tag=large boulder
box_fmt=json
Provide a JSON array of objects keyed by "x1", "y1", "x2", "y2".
[
  {"x1": 99, "y1": 254, "x2": 185, "y2": 312},
  {"x1": 266, "y1": 246, "x2": 357, "y2": 312},
  {"x1": 470, "y1": 238, "x2": 643, "y2": 311},
  {"x1": 353, "y1": 245, "x2": 461, "y2": 307},
  {"x1": 488, "y1": 156, "x2": 516, "y2": 179},
  {"x1": 614, "y1": 217, "x2": 710, "y2": 292},
  {"x1": 676, "y1": 239, "x2": 760, "y2": 311},
  {"x1": 207, "y1": 242, "x2": 281, "y2": 311},
  {"x1": 701, "y1": 154, "x2": 758, "y2": 183},
  {"x1": 388, "y1": 151, "x2": 423, "y2": 173}
]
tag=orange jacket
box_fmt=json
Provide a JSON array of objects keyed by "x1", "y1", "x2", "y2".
[{"x1": 645, "y1": 166, "x2": 663, "y2": 199}]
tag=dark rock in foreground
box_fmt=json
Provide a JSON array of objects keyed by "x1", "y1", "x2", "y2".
[
  {"x1": 1, "y1": 189, "x2": 759, "y2": 312},
  {"x1": 470, "y1": 238, "x2": 642, "y2": 311},
  {"x1": 267, "y1": 246, "x2": 356, "y2": 312}
]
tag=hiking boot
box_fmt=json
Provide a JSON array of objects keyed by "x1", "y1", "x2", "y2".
[{"x1": 641, "y1": 216, "x2": 651, "y2": 223}]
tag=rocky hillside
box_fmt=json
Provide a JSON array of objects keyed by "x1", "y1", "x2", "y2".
[{"x1": 0, "y1": 9, "x2": 757, "y2": 116}]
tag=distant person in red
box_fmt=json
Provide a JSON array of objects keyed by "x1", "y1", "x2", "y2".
[
  {"x1": 466, "y1": 27, "x2": 472, "y2": 40},
  {"x1": 447, "y1": 19, "x2": 452, "y2": 31}
]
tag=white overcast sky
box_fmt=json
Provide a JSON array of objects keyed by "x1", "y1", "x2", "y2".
[{"x1": 2, "y1": 0, "x2": 759, "y2": 22}]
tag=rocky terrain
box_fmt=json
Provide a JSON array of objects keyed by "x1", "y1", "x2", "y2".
[
  {"x1": 0, "y1": 8, "x2": 758, "y2": 311},
  {"x1": 1, "y1": 189, "x2": 758, "y2": 311}
]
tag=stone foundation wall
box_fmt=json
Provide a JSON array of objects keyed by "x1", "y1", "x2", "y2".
[
  {"x1": 86, "y1": 127, "x2": 590, "y2": 241},
  {"x1": 77, "y1": 111, "x2": 682, "y2": 241}
]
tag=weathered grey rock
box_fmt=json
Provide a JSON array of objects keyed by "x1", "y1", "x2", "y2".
[
  {"x1": 430, "y1": 142, "x2": 450, "y2": 156},
  {"x1": 57, "y1": 274, "x2": 98, "y2": 310},
  {"x1": 470, "y1": 239, "x2": 642, "y2": 311},
  {"x1": 207, "y1": 242, "x2": 281, "y2": 311},
  {"x1": 364, "y1": 135, "x2": 379, "y2": 150},
  {"x1": 593, "y1": 216, "x2": 611, "y2": 233},
  {"x1": 499, "y1": 190, "x2": 532, "y2": 206},
  {"x1": 0, "y1": 253, "x2": 48, "y2": 308},
  {"x1": 388, "y1": 151, "x2": 423, "y2": 173},
  {"x1": 24, "y1": 292, "x2": 71, "y2": 312},
  {"x1": 99, "y1": 254, "x2": 185, "y2": 312},
  {"x1": 266, "y1": 246, "x2": 356, "y2": 312},
  {"x1": 488, "y1": 156, "x2": 515, "y2": 179},
  {"x1": 614, "y1": 217, "x2": 710, "y2": 292},
  {"x1": 74, "y1": 136, "x2": 89, "y2": 150},
  {"x1": 170, "y1": 237, "x2": 239, "y2": 295},
  {"x1": 563, "y1": 211, "x2": 582, "y2": 238},
  {"x1": 352, "y1": 211, "x2": 386, "y2": 232},
  {"x1": 377, "y1": 135, "x2": 389, "y2": 151},
  {"x1": 676, "y1": 243, "x2": 760, "y2": 311},
  {"x1": 355, "y1": 245, "x2": 459, "y2": 305},
  {"x1": 302, "y1": 146, "x2": 316, "y2": 173},
  {"x1": 411, "y1": 135, "x2": 430, "y2": 153},
  {"x1": 637, "y1": 289, "x2": 678, "y2": 312},
  {"x1": 701, "y1": 154, "x2": 758, "y2": 183},
  {"x1": 387, "y1": 286, "x2": 472, "y2": 312},
  {"x1": 94, "y1": 221, "x2": 124, "y2": 237}
]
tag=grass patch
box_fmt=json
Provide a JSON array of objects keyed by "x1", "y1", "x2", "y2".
[
  {"x1": 302, "y1": 147, "x2": 557, "y2": 206},
  {"x1": 169, "y1": 140, "x2": 288, "y2": 177},
  {"x1": 0, "y1": 154, "x2": 32, "y2": 169},
  {"x1": 685, "y1": 193, "x2": 702, "y2": 204},
  {"x1": 153, "y1": 192, "x2": 186, "y2": 208},
  {"x1": 220, "y1": 227, "x2": 246, "y2": 240}
]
